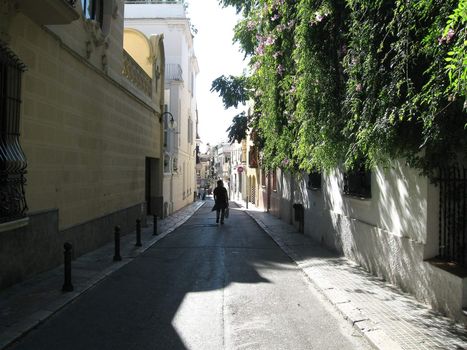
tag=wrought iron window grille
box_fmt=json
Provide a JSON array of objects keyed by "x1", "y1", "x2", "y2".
[
  {"x1": 437, "y1": 166, "x2": 467, "y2": 266},
  {"x1": 307, "y1": 171, "x2": 322, "y2": 190},
  {"x1": 343, "y1": 165, "x2": 371, "y2": 199},
  {"x1": 0, "y1": 44, "x2": 28, "y2": 224}
]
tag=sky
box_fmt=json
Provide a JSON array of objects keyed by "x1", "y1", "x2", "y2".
[{"x1": 186, "y1": 0, "x2": 248, "y2": 149}]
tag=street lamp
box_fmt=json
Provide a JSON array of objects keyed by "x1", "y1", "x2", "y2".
[{"x1": 161, "y1": 111, "x2": 176, "y2": 129}]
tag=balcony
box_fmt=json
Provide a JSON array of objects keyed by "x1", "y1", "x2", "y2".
[
  {"x1": 165, "y1": 64, "x2": 183, "y2": 82},
  {"x1": 122, "y1": 50, "x2": 152, "y2": 97},
  {"x1": 17, "y1": 0, "x2": 80, "y2": 25}
]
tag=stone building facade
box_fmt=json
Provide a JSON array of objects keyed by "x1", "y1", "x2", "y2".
[{"x1": 0, "y1": 0, "x2": 164, "y2": 289}]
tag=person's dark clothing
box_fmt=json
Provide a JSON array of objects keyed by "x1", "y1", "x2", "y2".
[
  {"x1": 213, "y1": 187, "x2": 228, "y2": 209},
  {"x1": 213, "y1": 186, "x2": 229, "y2": 223}
]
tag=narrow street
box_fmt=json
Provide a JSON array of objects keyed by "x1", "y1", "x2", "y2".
[{"x1": 7, "y1": 201, "x2": 369, "y2": 350}]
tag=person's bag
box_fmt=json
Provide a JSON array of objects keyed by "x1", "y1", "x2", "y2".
[{"x1": 225, "y1": 207, "x2": 229, "y2": 218}]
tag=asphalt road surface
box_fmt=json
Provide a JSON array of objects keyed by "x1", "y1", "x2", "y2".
[{"x1": 8, "y1": 200, "x2": 371, "y2": 350}]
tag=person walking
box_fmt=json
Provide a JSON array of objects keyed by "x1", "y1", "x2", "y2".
[{"x1": 213, "y1": 180, "x2": 229, "y2": 224}]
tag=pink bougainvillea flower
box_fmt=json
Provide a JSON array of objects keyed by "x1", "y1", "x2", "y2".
[
  {"x1": 355, "y1": 83, "x2": 363, "y2": 92},
  {"x1": 273, "y1": 51, "x2": 283, "y2": 59},
  {"x1": 438, "y1": 28, "x2": 456, "y2": 45},
  {"x1": 446, "y1": 28, "x2": 455, "y2": 43},
  {"x1": 271, "y1": 13, "x2": 280, "y2": 22},
  {"x1": 255, "y1": 42, "x2": 265, "y2": 56},
  {"x1": 277, "y1": 64, "x2": 284, "y2": 75},
  {"x1": 247, "y1": 20, "x2": 256, "y2": 31},
  {"x1": 276, "y1": 24, "x2": 286, "y2": 32},
  {"x1": 265, "y1": 35, "x2": 276, "y2": 46}
]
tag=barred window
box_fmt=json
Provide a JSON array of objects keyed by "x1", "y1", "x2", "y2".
[
  {"x1": 343, "y1": 165, "x2": 371, "y2": 199},
  {"x1": 307, "y1": 171, "x2": 321, "y2": 190},
  {"x1": 0, "y1": 44, "x2": 28, "y2": 223}
]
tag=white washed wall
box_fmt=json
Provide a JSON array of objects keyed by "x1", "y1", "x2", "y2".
[{"x1": 273, "y1": 162, "x2": 465, "y2": 321}]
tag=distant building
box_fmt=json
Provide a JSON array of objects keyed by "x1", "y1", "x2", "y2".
[
  {"x1": 125, "y1": 0, "x2": 199, "y2": 216},
  {"x1": 228, "y1": 141, "x2": 246, "y2": 202}
]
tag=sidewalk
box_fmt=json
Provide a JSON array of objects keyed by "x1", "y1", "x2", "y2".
[
  {"x1": 0, "y1": 200, "x2": 205, "y2": 350},
  {"x1": 235, "y1": 200, "x2": 467, "y2": 350}
]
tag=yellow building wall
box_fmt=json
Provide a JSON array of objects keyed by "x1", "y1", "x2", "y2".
[
  {"x1": 9, "y1": 13, "x2": 162, "y2": 230},
  {"x1": 123, "y1": 28, "x2": 153, "y2": 77}
]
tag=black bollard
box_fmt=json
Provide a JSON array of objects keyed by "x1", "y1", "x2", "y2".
[
  {"x1": 246, "y1": 196, "x2": 249, "y2": 209},
  {"x1": 153, "y1": 215, "x2": 158, "y2": 236},
  {"x1": 62, "y1": 242, "x2": 74, "y2": 292},
  {"x1": 113, "y1": 226, "x2": 122, "y2": 261},
  {"x1": 135, "y1": 219, "x2": 142, "y2": 247}
]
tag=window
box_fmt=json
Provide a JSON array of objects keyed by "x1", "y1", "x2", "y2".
[
  {"x1": 163, "y1": 105, "x2": 169, "y2": 149},
  {"x1": 81, "y1": 0, "x2": 104, "y2": 25},
  {"x1": 190, "y1": 72, "x2": 195, "y2": 97},
  {"x1": 0, "y1": 44, "x2": 28, "y2": 223},
  {"x1": 81, "y1": 0, "x2": 112, "y2": 36},
  {"x1": 249, "y1": 146, "x2": 258, "y2": 168},
  {"x1": 261, "y1": 168, "x2": 266, "y2": 186},
  {"x1": 307, "y1": 171, "x2": 321, "y2": 190},
  {"x1": 343, "y1": 165, "x2": 371, "y2": 199},
  {"x1": 187, "y1": 117, "x2": 193, "y2": 144},
  {"x1": 163, "y1": 154, "x2": 170, "y2": 173},
  {"x1": 272, "y1": 169, "x2": 277, "y2": 191}
]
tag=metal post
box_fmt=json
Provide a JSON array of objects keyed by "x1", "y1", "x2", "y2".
[
  {"x1": 153, "y1": 215, "x2": 158, "y2": 236},
  {"x1": 113, "y1": 226, "x2": 122, "y2": 261},
  {"x1": 135, "y1": 219, "x2": 142, "y2": 247},
  {"x1": 246, "y1": 196, "x2": 249, "y2": 209},
  {"x1": 62, "y1": 242, "x2": 73, "y2": 292}
]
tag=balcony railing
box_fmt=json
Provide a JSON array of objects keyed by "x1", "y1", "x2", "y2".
[
  {"x1": 122, "y1": 50, "x2": 152, "y2": 97},
  {"x1": 165, "y1": 64, "x2": 183, "y2": 81}
]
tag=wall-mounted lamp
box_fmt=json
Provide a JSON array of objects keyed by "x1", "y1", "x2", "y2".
[{"x1": 162, "y1": 111, "x2": 177, "y2": 129}]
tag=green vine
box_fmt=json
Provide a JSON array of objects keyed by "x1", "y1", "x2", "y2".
[{"x1": 214, "y1": 0, "x2": 467, "y2": 177}]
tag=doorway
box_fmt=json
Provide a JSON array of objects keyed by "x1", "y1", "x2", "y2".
[{"x1": 145, "y1": 157, "x2": 162, "y2": 216}]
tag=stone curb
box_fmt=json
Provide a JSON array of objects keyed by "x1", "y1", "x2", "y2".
[
  {"x1": 0, "y1": 201, "x2": 206, "y2": 350},
  {"x1": 235, "y1": 201, "x2": 402, "y2": 350}
]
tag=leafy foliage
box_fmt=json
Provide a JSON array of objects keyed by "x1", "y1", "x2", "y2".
[
  {"x1": 210, "y1": 75, "x2": 251, "y2": 109},
  {"x1": 226, "y1": 112, "x2": 249, "y2": 144},
  {"x1": 215, "y1": 0, "x2": 467, "y2": 177}
]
